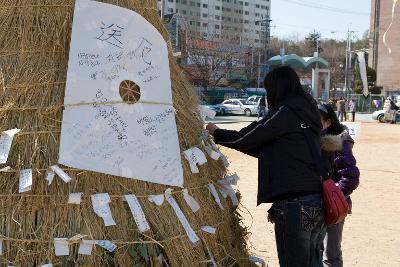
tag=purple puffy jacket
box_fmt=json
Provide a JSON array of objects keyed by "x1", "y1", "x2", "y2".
[{"x1": 321, "y1": 131, "x2": 360, "y2": 212}]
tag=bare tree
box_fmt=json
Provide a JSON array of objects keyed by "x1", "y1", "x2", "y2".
[{"x1": 183, "y1": 38, "x2": 250, "y2": 91}]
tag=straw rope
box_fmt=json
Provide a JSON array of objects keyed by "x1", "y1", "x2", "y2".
[{"x1": 0, "y1": 0, "x2": 252, "y2": 265}]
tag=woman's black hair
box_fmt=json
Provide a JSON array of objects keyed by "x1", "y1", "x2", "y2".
[
  {"x1": 263, "y1": 65, "x2": 316, "y2": 109},
  {"x1": 319, "y1": 104, "x2": 345, "y2": 135}
]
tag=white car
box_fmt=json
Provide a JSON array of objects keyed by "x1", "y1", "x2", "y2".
[
  {"x1": 213, "y1": 99, "x2": 258, "y2": 116},
  {"x1": 372, "y1": 110, "x2": 385, "y2": 123}
]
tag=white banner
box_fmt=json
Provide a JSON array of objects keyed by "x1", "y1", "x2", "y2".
[
  {"x1": 59, "y1": 0, "x2": 183, "y2": 187},
  {"x1": 357, "y1": 52, "x2": 369, "y2": 97}
]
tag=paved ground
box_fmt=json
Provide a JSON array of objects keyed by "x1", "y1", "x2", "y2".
[
  {"x1": 207, "y1": 113, "x2": 374, "y2": 124},
  {"x1": 215, "y1": 120, "x2": 400, "y2": 267}
]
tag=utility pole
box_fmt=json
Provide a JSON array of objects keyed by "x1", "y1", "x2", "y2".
[
  {"x1": 344, "y1": 26, "x2": 356, "y2": 98},
  {"x1": 255, "y1": 18, "x2": 272, "y2": 89},
  {"x1": 257, "y1": 51, "x2": 261, "y2": 89}
]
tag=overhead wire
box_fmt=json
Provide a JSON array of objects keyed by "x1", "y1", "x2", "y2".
[{"x1": 280, "y1": 0, "x2": 370, "y2": 16}]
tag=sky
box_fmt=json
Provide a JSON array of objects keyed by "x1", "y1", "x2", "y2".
[{"x1": 270, "y1": 0, "x2": 371, "y2": 41}]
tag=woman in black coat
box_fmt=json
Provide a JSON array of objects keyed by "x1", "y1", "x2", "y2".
[{"x1": 207, "y1": 66, "x2": 326, "y2": 267}]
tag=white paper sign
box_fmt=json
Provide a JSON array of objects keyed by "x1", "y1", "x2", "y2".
[
  {"x1": 148, "y1": 194, "x2": 164, "y2": 206},
  {"x1": 208, "y1": 184, "x2": 224, "y2": 210},
  {"x1": 51, "y1": 165, "x2": 72, "y2": 183},
  {"x1": 0, "y1": 128, "x2": 20, "y2": 164},
  {"x1": 68, "y1": 192, "x2": 83, "y2": 204},
  {"x1": 124, "y1": 194, "x2": 150, "y2": 233},
  {"x1": 78, "y1": 240, "x2": 96, "y2": 255},
  {"x1": 40, "y1": 264, "x2": 53, "y2": 267},
  {"x1": 19, "y1": 169, "x2": 33, "y2": 193},
  {"x1": 0, "y1": 239, "x2": 3, "y2": 255},
  {"x1": 59, "y1": 0, "x2": 183, "y2": 187},
  {"x1": 96, "y1": 240, "x2": 117, "y2": 252},
  {"x1": 182, "y1": 189, "x2": 201, "y2": 213},
  {"x1": 341, "y1": 122, "x2": 361, "y2": 139},
  {"x1": 165, "y1": 189, "x2": 200, "y2": 245},
  {"x1": 54, "y1": 238, "x2": 70, "y2": 256},
  {"x1": 91, "y1": 193, "x2": 116, "y2": 226},
  {"x1": 183, "y1": 147, "x2": 207, "y2": 174}
]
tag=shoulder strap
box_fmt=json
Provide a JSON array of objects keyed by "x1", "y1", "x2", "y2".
[{"x1": 289, "y1": 108, "x2": 330, "y2": 180}]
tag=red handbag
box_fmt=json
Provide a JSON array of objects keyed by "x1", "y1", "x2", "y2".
[{"x1": 322, "y1": 178, "x2": 349, "y2": 225}]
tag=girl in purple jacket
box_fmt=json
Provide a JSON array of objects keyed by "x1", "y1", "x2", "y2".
[{"x1": 318, "y1": 104, "x2": 360, "y2": 267}]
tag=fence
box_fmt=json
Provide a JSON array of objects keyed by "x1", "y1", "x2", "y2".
[{"x1": 348, "y1": 94, "x2": 384, "y2": 113}]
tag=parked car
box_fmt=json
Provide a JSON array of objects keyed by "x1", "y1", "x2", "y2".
[
  {"x1": 211, "y1": 99, "x2": 258, "y2": 116},
  {"x1": 372, "y1": 110, "x2": 385, "y2": 123},
  {"x1": 372, "y1": 109, "x2": 400, "y2": 123}
]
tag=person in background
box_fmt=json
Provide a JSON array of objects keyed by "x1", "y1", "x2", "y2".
[
  {"x1": 258, "y1": 95, "x2": 266, "y2": 119},
  {"x1": 336, "y1": 98, "x2": 345, "y2": 122},
  {"x1": 349, "y1": 99, "x2": 357, "y2": 122},
  {"x1": 344, "y1": 99, "x2": 348, "y2": 121},
  {"x1": 206, "y1": 66, "x2": 326, "y2": 267},
  {"x1": 318, "y1": 104, "x2": 360, "y2": 267}
]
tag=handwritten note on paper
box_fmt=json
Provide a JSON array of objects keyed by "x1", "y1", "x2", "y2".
[
  {"x1": 183, "y1": 147, "x2": 207, "y2": 174},
  {"x1": 0, "y1": 129, "x2": 20, "y2": 164},
  {"x1": 182, "y1": 189, "x2": 201, "y2": 213},
  {"x1": 165, "y1": 189, "x2": 200, "y2": 245},
  {"x1": 96, "y1": 240, "x2": 117, "y2": 252},
  {"x1": 148, "y1": 194, "x2": 164, "y2": 206},
  {"x1": 51, "y1": 165, "x2": 72, "y2": 183},
  {"x1": 78, "y1": 240, "x2": 95, "y2": 255},
  {"x1": 124, "y1": 194, "x2": 150, "y2": 233},
  {"x1": 68, "y1": 193, "x2": 83, "y2": 204},
  {"x1": 54, "y1": 238, "x2": 70, "y2": 256},
  {"x1": 208, "y1": 184, "x2": 224, "y2": 210},
  {"x1": 19, "y1": 169, "x2": 33, "y2": 193},
  {"x1": 91, "y1": 193, "x2": 116, "y2": 226},
  {"x1": 59, "y1": 0, "x2": 183, "y2": 187}
]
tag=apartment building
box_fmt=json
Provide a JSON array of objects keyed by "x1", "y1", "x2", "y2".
[
  {"x1": 369, "y1": 0, "x2": 400, "y2": 94},
  {"x1": 158, "y1": 0, "x2": 271, "y2": 47}
]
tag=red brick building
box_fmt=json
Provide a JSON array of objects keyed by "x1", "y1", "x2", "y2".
[{"x1": 369, "y1": 0, "x2": 400, "y2": 95}]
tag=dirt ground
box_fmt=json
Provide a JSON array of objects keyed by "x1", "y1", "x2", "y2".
[{"x1": 216, "y1": 121, "x2": 400, "y2": 267}]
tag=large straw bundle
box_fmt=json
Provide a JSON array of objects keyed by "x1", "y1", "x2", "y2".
[{"x1": 0, "y1": 0, "x2": 252, "y2": 266}]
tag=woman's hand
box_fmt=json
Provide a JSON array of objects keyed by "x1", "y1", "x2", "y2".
[{"x1": 206, "y1": 123, "x2": 219, "y2": 136}]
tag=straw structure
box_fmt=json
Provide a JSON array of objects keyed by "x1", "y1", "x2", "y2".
[{"x1": 0, "y1": 0, "x2": 252, "y2": 266}]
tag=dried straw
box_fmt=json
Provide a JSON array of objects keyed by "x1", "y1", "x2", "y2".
[{"x1": 0, "y1": 0, "x2": 252, "y2": 266}]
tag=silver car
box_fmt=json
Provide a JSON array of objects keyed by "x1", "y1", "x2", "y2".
[{"x1": 215, "y1": 99, "x2": 258, "y2": 116}]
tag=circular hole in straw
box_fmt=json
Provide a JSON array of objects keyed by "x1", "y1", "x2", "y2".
[{"x1": 119, "y1": 80, "x2": 140, "y2": 104}]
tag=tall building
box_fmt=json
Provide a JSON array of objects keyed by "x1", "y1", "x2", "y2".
[
  {"x1": 369, "y1": 0, "x2": 400, "y2": 95},
  {"x1": 158, "y1": 0, "x2": 271, "y2": 48}
]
